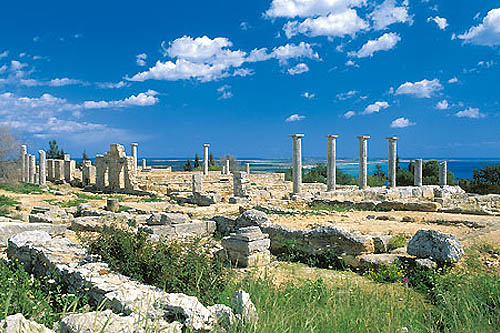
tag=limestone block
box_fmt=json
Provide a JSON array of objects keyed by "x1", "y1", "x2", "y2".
[
  {"x1": 146, "y1": 212, "x2": 190, "y2": 225},
  {"x1": 0, "y1": 313, "x2": 54, "y2": 333},
  {"x1": 235, "y1": 209, "x2": 270, "y2": 228},
  {"x1": 232, "y1": 290, "x2": 258, "y2": 324},
  {"x1": 222, "y1": 238, "x2": 270, "y2": 255},
  {"x1": 407, "y1": 229, "x2": 463, "y2": 262},
  {"x1": 0, "y1": 222, "x2": 66, "y2": 246},
  {"x1": 106, "y1": 199, "x2": 119, "y2": 212}
]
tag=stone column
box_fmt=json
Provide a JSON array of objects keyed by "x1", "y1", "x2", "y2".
[
  {"x1": 21, "y1": 145, "x2": 27, "y2": 182},
  {"x1": 326, "y1": 135, "x2": 339, "y2": 191},
  {"x1": 203, "y1": 144, "x2": 210, "y2": 175},
  {"x1": 95, "y1": 155, "x2": 106, "y2": 189},
  {"x1": 291, "y1": 134, "x2": 304, "y2": 194},
  {"x1": 357, "y1": 136, "x2": 370, "y2": 189},
  {"x1": 439, "y1": 161, "x2": 447, "y2": 187},
  {"x1": 233, "y1": 171, "x2": 249, "y2": 197},
  {"x1": 225, "y1": 159, "x2": 230, "y2": 175},
  {"x1": 414, "y1": 159, "x2": 423, "y2": 187},
  {"x1": 386, "y1": 137, "x2": 398, "y2": 188},
  {"x1": 54, "y1": 160, "x2": 64, "y2": 181},
  {"x1": 38, "y1": 150, "x2": 46, "y2": 186},
  {"x1": 131, "y1": 143, "x2": 138, "y2": 172},
  {"x1": 63, "y1": 154, "x2": 74, "y2": 182},
  {"x1": 29, "y1": 154, "x2": 36, "y2": 184},
  {"x1": 24, "y1": 153, "x2": 30, "y2": 183},
  {"x1": 246, "y1": 163, "x2": 250, "y2": 174},
  {"x1": 47, "y1": 160, "x2": 54, "y2": 181},
  {"x1": 142, "y1": 159, "x2": 146, "y2": 170},
  {"x1": 192, "y1": 172, "x2": 202, "y2": 194}
]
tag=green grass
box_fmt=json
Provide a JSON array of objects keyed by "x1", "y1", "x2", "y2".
[
  {"x1": 75, "y1": 192, "x2": 104, "y2": 200},
  {"x1": 117, "y1": 205, "x2": 132, "y2": 212},
  {"x1": 0, "y1": 194, "x2": 20, "y2": 217},
  {"x1": 309, "y1": 202, "x2": 352, "y2": 213},
  {"x1": 0, "y1": 183, "x2": 42, "y2": 194},
  {"x1": 44, "y1": 199, "x2": 88, "y2": 208},
  {"x1": 0, "y1": 260, "x2": 90, "y2": 327},
  {"x1": 388, "y1": 233, "x2": 408, "y2": 250}
]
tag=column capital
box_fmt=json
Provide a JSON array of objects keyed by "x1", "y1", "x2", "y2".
[
  {"x1": 386, "y1": 136, "x2": 399, "y2": 141},
  {"x1": 203, "y1": 143, "x2": 210, "y2": 147},
  {"x1": 325, "y1": 135, "x2": 339, "y2": 139},
  {"x1": 357, "y1": 135, "x2": 370, "y2": 140},
  {"x1": 131, "y1": 143, "x2": 138, "y2": 147},
  {"x1": 290, "y1": 134, "x2": 304, "y2": 139}
]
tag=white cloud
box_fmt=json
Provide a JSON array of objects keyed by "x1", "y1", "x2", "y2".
[
  {"x1": 395, "y1": 78, "x2": 443, "y2": 98},
  {"x1": 349, "y1": 32, "x2": 400, "y2": 58},
  {"x1": 265, "y1": 0, "x2": 366, "y2": 18},
  {"x1": 343, "y1": 110, "x2": 356, "y2": 119},
  {"x1": 18, "y1": 77, "x2": 83, "y2": 87},
  {"x1": 436, "y1": 100, "x2": 449, "y2": 110},
  {"x1": 232, "y1": 68, "x2": 255, "y2": 77},
  {"x1": 336, "y1": 90, "x2": 358, "y2": 100},
  {"x1": 217, "y1": 85, "x2": 233, "y2": 100},
  {"x1": 129, "y1": 36, "x2": 318, "y2": 82},
  {"x1": 448, "y1": 77, "x2": 458, "y2": 83},
  {"x1": 390, "y1": 117, "x2": 415, "y2": 128},
  {"x1": 0, "y1": 50, "x2": 8, "y2": 59},
  {"x1": 285, "y1": 113, "x2": 306, "y2": 122},
  {"x1": 458, "y1": 8, "x2": 500, "y2": 46},
  {"x1": 363, "y1": 101, "x2": 389, "y2": 114},
  {"x1": 288, "y1": 63, "x2": 309, "y2": 75},
  {"x1": 96, "y1": 81, "x2": 130, "y2": 89},
  {"x1": 455, "y1": 107, "x2": 486, "y2": 119},
  {"x1": 369, "y1": 0, "x2": 412, "y2": 31},
  {"x1": 345, "y1": 59, "x2": 359, "y2": 67},
  {"x1": 283, "y1": 9, "x2": 369, "y2": 38},
  {"x1": 136, "y1": 53, "x2": 147, "y2": 66},
  {"x1": 302, "y1": 92, "x2": 315, "y2": 99},
  {"x1": 240, "y1": 22, "x2": 251, "y2": 30},
  {"x1": 82, "y1": 91, "x2": 159, "y2": 109},
  {"x1": 477, "y1": 60, "x2": 494, "y2": 68},
  {"x1": 427, "y1": 16, "x2": 448, "y2": 30}
]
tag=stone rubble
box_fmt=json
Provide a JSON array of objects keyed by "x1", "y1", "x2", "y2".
[
  {"x1": 407, "y1": 229, "x2": 464, "y2": 263},
  {"x1": 222, "y1": 226, "x2": 271, "y2": 267}
]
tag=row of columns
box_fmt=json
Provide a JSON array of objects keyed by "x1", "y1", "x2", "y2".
[
  {"x1": 20, "y1": 145, "x2": 47, "y2": 186},
  {"x1": 290, "y1": 135, "x2": 448, "y2": 194}
]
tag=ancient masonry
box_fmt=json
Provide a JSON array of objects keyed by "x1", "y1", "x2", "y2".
[{"x1": 18, "y1": 136, "x2": 450, "y2": 196}]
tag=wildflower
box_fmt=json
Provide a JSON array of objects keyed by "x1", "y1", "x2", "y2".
[
  {"x1": 397, "y1": 327, "x2": 409, "y2": 332},
  {"x1": 48, "y1": 279, "x2": 56, "y2": 284}
]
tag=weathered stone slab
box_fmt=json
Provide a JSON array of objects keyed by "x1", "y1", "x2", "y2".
[
  {"x1": 146, "y1": 220, "x2": 216, "y2": 238},
  {"x1": 407, "y1": 229, "x2": 463, "y2": 262},
  {"x1": 146, "y1": 212, "x2": 190, "y2": 225},
  {"x1": 235, "y1": 209, "x2": 270, "y2": 228},
  {"x1": 0, "y1": 222, "x2": 66, "y2": 246},
  {"x1": 222, "y1": 238, "x2": 270, "y2": 255},
  {"x1": 0, "y1": 313, "x2": 54, "y2": 333}
]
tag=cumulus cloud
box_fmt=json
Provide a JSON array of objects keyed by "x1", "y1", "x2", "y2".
[
  {"x1": 283, "y1": 9, "x2": 369, "y2": 38},
  {"x1": 217, "y1": 85, "x2": 233, "y2": 100},
  {"x1": 448, "y1": 77, "x2": 458, "y2": 83},
  {"x1": 129, "y1": 36, "x2": 318, "y2": 82},
  {"x1": 96, "y1": 81, "x2": 130, "y2": 89},
  {"x1": 288, "y1": 63, "x2": 309, "y2": 75},
  {"x1": 427, "y1": 16, "x2": 448, "y2": 30},
  {"x1": 336, "y1": 90, "x2": 358, "y2": 100},
  {"x1": 390, "y1": 117, "x2": 415, "y2": 128},
  {"x1": 395, "y1": 78, "x2": 443, "y2": 98},
  {"x1": 455, "y1": 107, "x2": 486, "y2": 119},
  {"x1": 349, "y1": 32, "x2": 400, "y2": 58},
  {"x1": 345, "y1": 60, "x2": 359, "y2": 67},
  {"x1": 363, "y1": 101, "x2": 389, "y2": 114},
  {"x1": 458, "y1": 8, "x2": 500, "y2": 46},
  {"x1": 343, "y1": 110, "x2": 356, "y2": 119},
  {"x1": 0, "y1": 50, "x2": 8, "y2": 59},
  {"x1": 136, "y1": 53, "x2": 147, "y2": 66},
  {"x1": 436, "y1": 100, "x2": 449, "y2": 110},
  {"x1": 302, "y1": 92, "x2": 315, "y2": 99},
  {"x1": 264, "y1": 0, "x2": 366, "y2": 18},
  {"x1": 369, "y1": 0, "x2": 412, "y2": 30},
  {"x1": 18, "y1": 77, "x2": 84, "y2": 87},
  {"x1": 285, "y1": 113, "x2": 306, "y2": 122},
  {"x1": 82, "y1": 90, "x2": 159, "y2": 109}
]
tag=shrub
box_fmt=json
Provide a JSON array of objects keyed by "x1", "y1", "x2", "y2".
[
  {"x1": 458, "y1": 164, "x2": 500, "y2": 194},
  {"x1": 276, "y1": 238, "x2": 345, "y2": 270},
  {"x1": 0, "y1": 260, "x2": 89, "y2": 327},
  {"x1": 85, "y1": 227, "x2": 231, "y2": 305},
  {"x1": 284, "y1": 164, "x2": 356, "y2": 185}
]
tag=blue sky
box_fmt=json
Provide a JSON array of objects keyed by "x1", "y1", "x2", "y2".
[{"x1": 1, "y1": 0, "x2": 499, "y2": 159}]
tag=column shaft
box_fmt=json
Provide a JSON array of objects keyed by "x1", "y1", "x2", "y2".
[
  {"x1": 326, "y1": 136, "x2": 338, "y2": 191},
  {"x1": 131, "y1": 143, "x2": 138, "y2": 172},
  {"x1": 38, "y1": 150, "x2": 46, "y2": 185},
  {"x1": 291, "y1": 134, "x2": 304, "y2": 194},
  {"x1": 203, "y1": 144, "x2": 210, "y2": 175},
  {"x1": 414, "y1": 159, "x2": 423, "y2": 186},
  {"x1": 29, "y1": 155, "x2": 36, "y2": 184},
  {"x1": 439, "y1": 161, "x2": 447, "y2": 187},
  {"x1": 21, "y1": 145, "x2": 27, "y2": 182},
  {"x1": 386, "y1": 137, "x2": 398, "y2": 188},
  {"x1": 357, "y1": 136, "x2": 370, "y2": 189}
]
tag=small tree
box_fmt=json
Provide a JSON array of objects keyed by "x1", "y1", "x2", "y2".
[
  {"x1": 47, "y1": 140, "x2": 64, "y2": 159},
  {"x1": 82, "y1": 150, "x2": 90, "y2": 161},
  {"x1": 184, "y1": 158, "x2": 193, "y2": 171},
  {"x1": 459, "y1": 164, "x2": 500, "y2": 194},
  {"x1": 194, "y1": 154, "x2": 200, "y2": 168}
]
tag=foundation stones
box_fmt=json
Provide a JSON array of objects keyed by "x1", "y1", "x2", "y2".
[
  {"x1": 222, "y1": 226, "x2": 271, "y2": 268},
  {"x1": 407, "y1": 229, "x2": 463, "y2": 263}
]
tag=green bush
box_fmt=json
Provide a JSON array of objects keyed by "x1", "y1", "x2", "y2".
[
  {"x1": 85, "y1": 227, "x2": 231, "y2": 305},
  {"x1": 398, "y1": 160, "x2": 456, "y2": 186},
  {"x1": 458, "y1": 164, "x2": 500, "y2": 194},
  {"x1": 0, "y1": 260, "x2": 89, "y2": 327},
  {"x1": 276, "y1": 238, "x2": 345, "y2": 270},
  {"x1": 284, "y1": 163, "x2": 356, "y2": 185}
]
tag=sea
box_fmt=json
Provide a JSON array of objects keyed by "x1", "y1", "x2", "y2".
[{"x1": 136, "y1": 157, "x2": 500, "y2": 180}]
